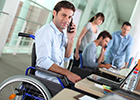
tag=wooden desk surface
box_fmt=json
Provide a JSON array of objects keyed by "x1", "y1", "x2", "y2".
[
  {"x1": 75, "y1": 77, "x2": 105, "y2": 97},
  {"x1": 99, "y1": 68, "x2": 125, "y2": 79},
  {"x1": 133, "y1": 90, "x2": 140, "y2": 95},
  {"x1": 51, "y1": 88, "x2": 80, "y2": 100}
]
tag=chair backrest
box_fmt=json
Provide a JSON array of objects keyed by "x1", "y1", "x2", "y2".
[
  {"x1": 127, "y1": 57, "x2": 134, "y2": 68},
  {"x1": 29, "y1": 43, "x2": 36, "y2": 75},
  {"x1": 79, "y1": 53, "x2": 83, "y2": 68}
]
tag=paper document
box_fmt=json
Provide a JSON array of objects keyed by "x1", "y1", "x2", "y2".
[{"x1": 79, "y1": 95, "x2": 97, "y2": 100}]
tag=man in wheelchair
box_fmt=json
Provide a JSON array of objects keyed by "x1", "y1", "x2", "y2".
[
  {"x1": 0, "y1": 1, "x2": 83, "y2": 100},
  {"x1": 35, "y1": 1, "x2": 81, "y2": 84}
]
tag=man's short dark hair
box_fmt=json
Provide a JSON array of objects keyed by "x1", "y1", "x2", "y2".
[
  {"x1": 97, "y1": 30, "x2": 112, "y2": 40},
  {"x1": 52, "y1": 1, "x2": 75, "y2": 19},
  {"x1": 122, "y1": 21, "x2": 132, "y2": 27}
]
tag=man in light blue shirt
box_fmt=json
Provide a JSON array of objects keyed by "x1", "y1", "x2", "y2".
[
  {"x1": 35, "y1": 1, "x2": 81, "y2": 83},
  {"x1": 82, "y1": 31, "x2": 112, "y2": 69},
  {"x1": 105, "y1": 22, "x2": 134, "y2": 69}
]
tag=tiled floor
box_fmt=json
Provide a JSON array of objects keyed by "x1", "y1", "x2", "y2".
[
  {"x1": 0, "y1": 54, "x2": 31, "y2": 83},
  {"x1": 0, "y1": 53, "x2": 72, "y2": 84}
]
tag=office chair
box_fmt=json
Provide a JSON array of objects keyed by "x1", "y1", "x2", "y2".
[{"x1": 127, "y1": 57, "x2": 134, "y2": 68}]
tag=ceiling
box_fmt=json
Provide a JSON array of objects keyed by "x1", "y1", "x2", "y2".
[
  {"x1": 116, "y1": 0, "x2": 137, "y2": 23},
  {"x1": 79, "y1": 0, "x2": 137, "y2": 24}
]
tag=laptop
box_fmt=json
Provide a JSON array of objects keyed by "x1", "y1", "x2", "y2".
[
  {"x1": 87, "y1": 64, "x2": 138, "y2": 88},
  {"x1": 98, "y1": 89, "x2": 140, "y2": 100}
]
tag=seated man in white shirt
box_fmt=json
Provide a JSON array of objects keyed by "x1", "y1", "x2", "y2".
[
  {"x1": 35, "y1": 1, "x2": 81, "y2": 84},
  {"x1": 82, "y1": 30, "x2": 112, "y2": 69}
]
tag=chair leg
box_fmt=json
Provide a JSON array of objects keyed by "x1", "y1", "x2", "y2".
[{"x1": 67, "y1": 60, "x2": 73, "y2": 70}]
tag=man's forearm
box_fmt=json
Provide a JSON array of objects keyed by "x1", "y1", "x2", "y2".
[
  {"x1": 120, "y1": 62, "x2": 129, "y2": 70},
  {"x1": 48, "y1": 63, "x2": 69, "y2": 76},
  {"x1": 98, "y1": 64, "x2": 105, "y2": 68},
  {"x1": 65, "y1": 39, "x2": 74, "y2": 58},
  {"x1": 48, "y1": 63, "x2": 81, "y2": 83},
  {"x1": 125, "y1": 62, "x2": 129, "y2": 67},
  {"x1": 97, "y1": 53, "x2": 104, "y2": 64}
]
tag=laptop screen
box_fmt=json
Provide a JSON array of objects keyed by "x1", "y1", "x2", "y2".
[{"x1": 119, "y1": 64, "x2": 138, "y2": 87}]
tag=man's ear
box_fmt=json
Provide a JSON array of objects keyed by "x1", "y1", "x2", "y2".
[
  {"x1": 99, "y1": 36, "x2": 103, "y2": 40},
  {"x1": 121, "y1": 26, "x2": 123, "y2": 30},
  {"x1": 53, "y1": 10, "x2": 56, "y2": 18}
]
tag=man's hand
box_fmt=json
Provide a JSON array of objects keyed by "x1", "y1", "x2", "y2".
[
  {"x1": 105, "y1": 63, "x2": 112, "y2": 69},
  {"x1": 67, "y1": 23, "x2": 77, "y2": 41},
  {"x1": 119, "y1": 62, "x2": 128, "y2": 70},
  {"x1": 120, "y1": 66, "x2": 127, "y2": 70},
  {"x1": 65, "y1": 23, "x2": 77, "y2": 58},
  {"x1": 66, "y1": 71, "x2": 81, "y2": 83}
]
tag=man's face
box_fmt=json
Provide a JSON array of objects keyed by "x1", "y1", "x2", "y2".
[
  {"x1": 100, "y1": 37, "x2": 110, "y2": 47},
  {"x1": 121, "y1": 24, "x2": 131, "y2": 37},
  {"x1": 53, "y1": 8, "x2": 74, "y2": 32}
]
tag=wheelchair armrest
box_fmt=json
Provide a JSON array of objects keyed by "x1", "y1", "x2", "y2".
[
  {"x1": 35, "y1": 66, "x2": 69, "y2": 88},
  {"x1": 35, "y1": 66, "x2": 64, "y2": 79}
]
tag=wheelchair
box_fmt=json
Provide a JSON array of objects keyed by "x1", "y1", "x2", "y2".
[{"x1": 0, "y1": 33, "x2": 71, "y2": 100}]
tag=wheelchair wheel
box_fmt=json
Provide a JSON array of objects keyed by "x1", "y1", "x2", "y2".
[{"x1": 0, "y1": 75, "x2": 52, "y2": 100}]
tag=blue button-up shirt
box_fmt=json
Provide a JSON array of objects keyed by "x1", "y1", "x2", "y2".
[
  {"x1": 35, "y1": 21, "x2": 73, "y2": 83},
  {"x1": 105, "y1": 31, "x2": 134, "y2": 69}
]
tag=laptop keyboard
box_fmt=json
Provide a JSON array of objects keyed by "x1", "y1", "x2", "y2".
[
  {"x1": 87, "y1": 76, "x2": 119, "y2": 87},
  {"x1": 98, "y1": 78, "x2": 117, "y2": 86},
  {"x1": 114, "y1": 89, "x2": 140, "y2": 100}
]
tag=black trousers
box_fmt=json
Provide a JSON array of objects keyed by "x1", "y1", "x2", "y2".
[{"x1": 72, "y1": 49, "x2": 83, "y2": 68}]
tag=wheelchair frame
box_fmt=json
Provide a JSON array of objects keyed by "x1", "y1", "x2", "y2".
[{"x1": 0, "y1": 33, "x2": 70, "y2": 100}]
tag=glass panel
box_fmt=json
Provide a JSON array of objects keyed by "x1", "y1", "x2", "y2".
[
  {"x1": 0, "y1": 0, "x2": 6, "y2": 10},
  {"x1": 3, "y1": 0, "x2": 54, "y2": 53}
]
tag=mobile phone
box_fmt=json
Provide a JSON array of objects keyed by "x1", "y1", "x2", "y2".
[
  {"x1": 67, "y1": 18, "x2": 74, "y2": 33},
  {"x1": 104, "y1": 45, "x2": 107, "y2": 48}
]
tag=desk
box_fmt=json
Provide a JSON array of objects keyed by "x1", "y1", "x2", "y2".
[
  {"x1": 75, "y1": 74, "x2": 140, "y2": 99},
  {"x1": 51, "y1": 88, "x2": 81, "y2": 100},
  {"x1": 99, "y1": 68, "x2": 125, "y2": 79},
  {"x1": 133, "y1": 90, "x2": 140, "y2": 95},
  {"x1": 75, "y1": 77, "x2": 105, "y2": 97},
  {"x1": 51, "y1": 88, "x2": 97, "y2": 100}
]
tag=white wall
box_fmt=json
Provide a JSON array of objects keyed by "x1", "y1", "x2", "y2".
[
  {"x1": 114, "y1": 23, "x2": 122, "y2": 33},
  {"x1": 0, "y1": 0, "x2": 20, "y2": 57}
]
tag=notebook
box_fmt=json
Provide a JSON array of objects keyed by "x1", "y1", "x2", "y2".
[
  {"x1": 101, "y1": 65, "x2": 121, "y2": 75},
  {"x1": 87, "y1": 64, "x2": 138, "y2": 88}
]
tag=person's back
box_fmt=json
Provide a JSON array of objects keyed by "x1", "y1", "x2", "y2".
[{"x1": 82, "y1": 42, "x2": 98, "y2": 68}]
